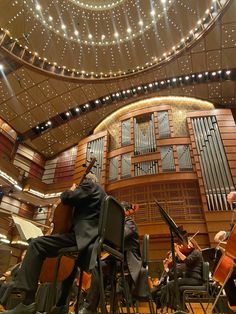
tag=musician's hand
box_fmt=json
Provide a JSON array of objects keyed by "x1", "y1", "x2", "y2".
[
  {"x1": 70, "y1": 183, "x2": 77, "y2": 191},
  {"x1": 227, "y1": 191, "x2": 236, "y2": 204},
  {"x1": 174, "y1": 243, "x2": 180, "y2": 253}
]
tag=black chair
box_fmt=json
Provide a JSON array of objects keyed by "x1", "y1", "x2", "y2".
[
  {"x1": 96, "y1": 195, "x2": 131, "y2": 314},
  {"x1": 132, "y1": 234, "x2": 155, "y2": 314},
  {"x1": 48, "y1": 195, "x2": 130, "y2": 314},
  {"x1": 43, "y1": 246, "x2": 83, "y2": 314},
  {"x1": 179, "y1": 261, "x2": 211, "y2": 314}
]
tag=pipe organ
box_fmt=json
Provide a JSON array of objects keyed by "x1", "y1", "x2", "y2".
[
  {"x1": 121, "y1": 119, "x2": 131, "y2": 146},
  {"x1": 78, "y1": 98, "x2": 236, "y2": 239},
  {"x1": 134, "y1": 113, "x2": 156, "y2": 155},
  {"x1": 157, "y1": 111, "x2": 171, "y2": 138},
  {"x1": 176, "y1": 145, "x2": 193, "y2": 171},
  {"x1": 160, "y1": 146, "x2": 175, "y2": 172},
  {"x1": 134, "y1": 160, "x2": 158, "y2": 176},
  {"x1": 121, "y1": 153, "x2": 131, "y2": 178},
  {"x1": 109, "y1": 156, "x2": 118, "y2": 182},
  {"x1": 191, "y1": 116, "x2": 234, "y2": 211},
  {"x1": 86, "y1": 137, "x2": 104, "y2": 180}
]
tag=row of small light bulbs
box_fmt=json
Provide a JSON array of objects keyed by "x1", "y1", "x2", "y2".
[
  {"x1": 1, "y1": 0, "x2": 225, "y2": 78},
  {"x1": 70, "y1": 0, "x2": 128, "y2": 10},
  {"x1": 33, "y1": 69, "x2": 232, "y2": 134},
  {"x1": 25, "y1": 0, "x2": 173, "y2": 45},
  {"x1": 0, "y1": 7, "x2": 220, "y2": 81}
]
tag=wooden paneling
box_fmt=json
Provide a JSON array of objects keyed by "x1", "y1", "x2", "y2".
[
  {"x1": 42, "y1": 146, "x2": 77, "y2": 184},
  {"x1": 0, "y1": 133, "x2": 14, "y2": 160},
  {"x1": 14, "y1": 144, "x2": 45, "y2": 180}
]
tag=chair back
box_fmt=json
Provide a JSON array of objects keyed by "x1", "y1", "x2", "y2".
[
  {"x1": 202, "y1": 261, "x2": 210, "y2": 284},
  {"x1": 142, "y1": 234, "x2": 149, "y2": 268},
  {"x1": 98, "y1": 195, "x2": 125, "y2": 252}
]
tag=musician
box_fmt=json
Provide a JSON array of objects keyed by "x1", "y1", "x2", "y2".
[
  {"x1": 77, "y1": 201, "x2": 142, "y2": 314},
  {"x1": 214, "y1": 190, "x2": 236, "y2": 243},
  {"x1": 0, "y1": 250, "x2": 26, "y2": 308},
  {"x1": 160, "y1": 239, "x2": 203, "y2": 313},
  {"x1": 152, "y1": 251, "x2": 184, "y2": 310},
  {"x1": 214, "y1": 190, "x2": 236, "y2": 312},
  {"x1": 3, "y1": 172, "x2": 106, "y2": 314}
]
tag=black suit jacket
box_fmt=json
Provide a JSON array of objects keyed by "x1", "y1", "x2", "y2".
[
  {"x1": 60, "y1": 178, "x2": 106, "y2": 254},
  {"x1": 124, "y1": 216, "x2": 142, "y2": 284}
]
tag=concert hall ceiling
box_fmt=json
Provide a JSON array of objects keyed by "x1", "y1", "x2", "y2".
[{"x1": 0, "y1": 0, "x2": 236, "y2": 158}]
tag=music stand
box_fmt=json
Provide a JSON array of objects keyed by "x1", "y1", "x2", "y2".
[{"x1": 154, "y1": 199, "x2": 188, "y2": 314}]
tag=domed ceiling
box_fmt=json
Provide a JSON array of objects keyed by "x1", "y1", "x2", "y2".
[
  {"x1": 0, "y1": 0, "x2": 236, "y2": 158},
  {"x1": 0, "y1": 0, "x2": 227, "y2": 78}
]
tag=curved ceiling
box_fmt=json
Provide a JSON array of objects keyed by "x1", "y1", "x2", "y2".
[
  {"x1": 0, "y1": 0, "x2": 228, "y2": 78},
  {"x1": 0, "y1": 0, "x2": 236, "y2": 158}
]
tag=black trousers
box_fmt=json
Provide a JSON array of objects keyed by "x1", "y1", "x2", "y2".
[
  {"x1": 160, "y1": 277, "x2": 202, "y2": 310},
  {"x1": 15, "y1": 233, "x2": 77, "y2": 295},
  {"x1": 224, "y1": 268, "x2": 236, "y2": 306},
  {"x1": 84, "y1": 261, "x2": 110, "y2": 312}
]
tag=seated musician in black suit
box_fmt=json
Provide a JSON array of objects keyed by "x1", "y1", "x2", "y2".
[
  {"x1": 160, "y1": 239, "x2": 203, "y2": 313},
  {"x1": 214, "y1": 191, "x2": 236, "y2": 312},
  {"x1": 77, "y1": 201, "x2": 142, "y2": 314},
  {"x1": 3, "y1": 172, "x2": 106, "y2": 314}
]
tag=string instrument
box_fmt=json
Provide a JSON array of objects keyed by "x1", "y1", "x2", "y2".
[
  {"x1": 213, "y1": 223, "x2": 236, "y2": 285},
  {"x1": 178, "y1": 244, "x2": 194, "y2": 256},
  {"x1": 39, "y1": 157, "x2": 96, "y2": 283}
]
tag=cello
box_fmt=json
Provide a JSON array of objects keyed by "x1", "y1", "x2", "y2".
[
  {"x1": 39, "y1": 157, "x2": 97, "y2": 283},
  {"x1": 213, "y1": 224, "x2": 236, "y2": 285}
]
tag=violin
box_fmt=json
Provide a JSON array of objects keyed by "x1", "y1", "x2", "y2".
[{"x1": 178, "y1": 244, "x2": 194, "y2": 256}]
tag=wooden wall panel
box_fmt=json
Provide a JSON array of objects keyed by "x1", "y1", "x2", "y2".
[
  {"x1": 13, "y1": 144, "x2": 45, "y2": 180},
  {"x1": 0, "y1": 133, "x2": 14, "y2": 160},
  {"x1": 53, "y1": 146, "x2": 77, "y2": 183}
]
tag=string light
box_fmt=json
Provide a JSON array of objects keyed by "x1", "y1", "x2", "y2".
[{"x1": 0, "y1": 0, "x2": 229, "y2": 79}]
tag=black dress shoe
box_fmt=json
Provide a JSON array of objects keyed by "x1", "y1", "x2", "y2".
[
  {"x1": 78, "y1": 307, "x2": 97, "y2": 314},
  {"x1": 49, "y1": 305, "x2": 67, "y2": 314},
  {"x1": 3, "y1": 303, "x2": 36, "y2": 314}
]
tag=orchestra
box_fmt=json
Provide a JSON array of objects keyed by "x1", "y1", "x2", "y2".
[
  {"x1": 0, "y1": 189, "x2": 236, "y2": 314},
  {"x1": 1, "y1": 1, "x2": 236, "y2": 313}
]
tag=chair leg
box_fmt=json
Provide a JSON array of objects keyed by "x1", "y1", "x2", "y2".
[
  {"x1": 98, "y1": 258, "x2": 107, "y2": 314},
  {"x1": 120, "y1": 265, "x2": 130, "y2": 314},
  {"x1": 74, "y1": 271, "x2": 84, "y2": 313},
  {"x1": 50, "y1": 254, "x2": 63, "y2": 311},
  {"x1": 109, "y1": 263, "x2": 118, "y2": 314},
  {"x1": 148, "y1": 297, "x2": 155, "y2": 314}
]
